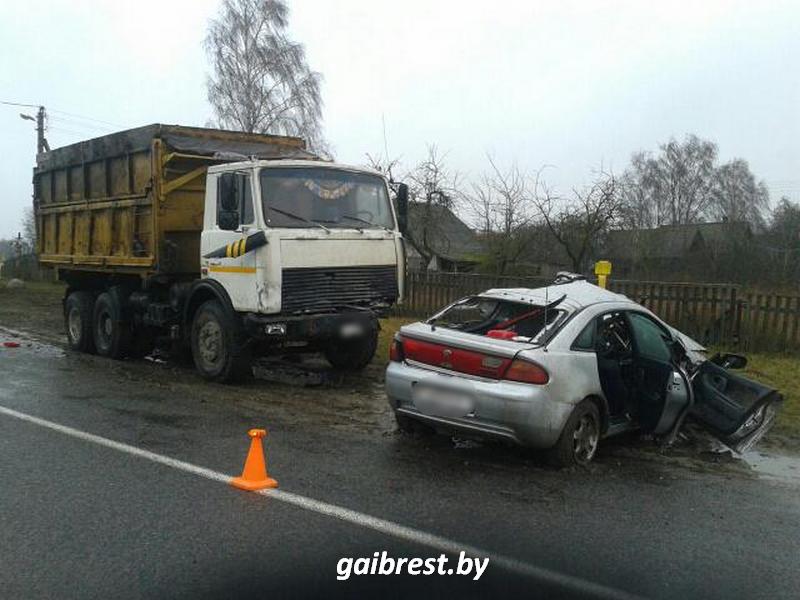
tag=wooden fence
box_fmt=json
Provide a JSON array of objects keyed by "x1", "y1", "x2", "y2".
[{"x1": 398, "y1": 270, "x2": 800, "y2": 353}]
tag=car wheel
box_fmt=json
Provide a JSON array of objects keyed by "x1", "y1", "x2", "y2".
[
  {"x1": 93, "y1": 291, "x2": 131, "y2": 359},
  {"x1": 547, "y1": 401, "x2": 601, "y2": 467},
  {"x1": 64, "y1": 291, "x2": 95, "y2": 353},
  {"x1": 190, "y1": 300, "x2": 252, "y2": 383}
]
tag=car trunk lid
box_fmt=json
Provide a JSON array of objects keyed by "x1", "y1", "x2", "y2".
[{"x1": 398, "y1": 322, "x2": 536, "y2": 379}]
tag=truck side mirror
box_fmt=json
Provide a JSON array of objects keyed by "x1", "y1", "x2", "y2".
[
  {"x1": 396, "y1": 183, "x2": 409, "y2": 234},
  {"x1": 218, "y1": 172, "x2": 241, "y2": 231}
]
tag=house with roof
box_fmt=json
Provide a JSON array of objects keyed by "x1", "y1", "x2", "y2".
[
  {"x1": 602, "y1": 221, "x2": 752, "y2": 281},
  {"x1": 405, "y1": 203, "x2": 484, "y2": 272}
]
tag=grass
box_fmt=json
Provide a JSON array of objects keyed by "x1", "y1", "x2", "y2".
[
  {"x1": 376, "y1": 316, "x2": 416, "y2": 364},
  {"x1": 0, "y1": 280, "x2": 65, "y2": 337},
  {"x1": 738, "y1": 353, "x2": 800, "y2": 449}
]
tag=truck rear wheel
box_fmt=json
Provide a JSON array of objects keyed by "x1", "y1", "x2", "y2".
[
  {"x1": 190, "y1": 300, "x2": 252, "y2": 383},
  {"x1": 64, "y1": 291, "x2": 95, "y2": 353},
  {"x1": 323, "y1": 328, "x2": 378, "y2": 371},
  {"x1": 93, "y1": 291, "x2": 132, "y2": 359}
]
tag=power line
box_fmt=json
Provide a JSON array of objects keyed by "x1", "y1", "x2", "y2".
[
  {"x1": 0, "y1": 99, "x2": 40, "y2": 109},
  {"x1": 49, "y1": 115, "x2": 114, "y2": 133},
  {"x1": 48, "y1": 108, "x2": 122, "y2": 128}
]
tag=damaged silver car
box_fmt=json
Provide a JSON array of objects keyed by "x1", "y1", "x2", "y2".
[{"x1": 385, "y1": 274, "x2": 782, "y2": 466}]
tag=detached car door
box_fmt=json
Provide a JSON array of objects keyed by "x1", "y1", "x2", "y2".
[{"x1": 690, "y1": 361, "x2": 782, "y2": 452}]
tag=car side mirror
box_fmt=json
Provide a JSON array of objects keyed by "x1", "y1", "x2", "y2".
[
  {"x1": 711, "y1": 353, "x2": 748, "y2": 370},
  {"x1": 396, "y1": 183, "x2": 409, "y2": 234},
  {"x1": 218, "y1": 173, "x2": 241, "y2": 231}
]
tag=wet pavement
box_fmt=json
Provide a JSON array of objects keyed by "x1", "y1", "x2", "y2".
[{"x1": 1, "y1": 326, "x2": 800, "y2": 599}]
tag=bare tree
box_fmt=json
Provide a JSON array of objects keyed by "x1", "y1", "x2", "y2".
[
  {"x1": 710, "y1": 158, "x2": 769, "y2": 228},
  {"x1": 534, "y1": 171, "x2": 621, "y2": 273},
  {"x1": 767, "y1": 198, "x2": 800, "y2": 285},
  {"x1": 364, "y1": 152, "x2": 401, "y2": 179},
  {"x1": 205, "y1": 0, "x2": 326, "y2": 153},
  {"x1": 22, "y1": 207, "x2": 36, "y2": 253},
  {"x1": 620, "y1": 135, "x2": 717, "y2": 228},
  {"x1": 405, "y1": 145, "x2": 463, "y2": 268},
  {"x1": 467, "y1": 157, "x2": 537, "y2": 275}
]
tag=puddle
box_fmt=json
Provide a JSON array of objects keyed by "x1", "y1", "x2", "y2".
[
  {"x1": 0, "y1": 326, "x2": 65, "y2": 358},
  {"x1": 741, "y1": 450, "x2": 800, "y2": 485}
]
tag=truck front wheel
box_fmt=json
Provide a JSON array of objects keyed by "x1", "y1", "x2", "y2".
[
  {"x1": 93, "y1": 291, "x2": 131, "y2": 359},
  {"x1": 64, "y1": 291, "x2": 95, "y2": 353},
  {"x1": 190, "y1": 300, "x2": 252, "y2": 383},
  {"x1": 323, "y1": 328, "x2": 378, "y2": 371}
]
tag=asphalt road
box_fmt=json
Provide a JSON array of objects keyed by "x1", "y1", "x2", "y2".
[{"x1": 1, "y1": 331, "x2": 799, "y2": 599}]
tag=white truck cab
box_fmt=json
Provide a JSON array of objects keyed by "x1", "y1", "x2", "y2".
[
  {"x1": 202, "y1": 160, "x2": 405, "y2": 315},
  {"x1": 188, "y1": 159, "x2": 408, "y2": 380}
]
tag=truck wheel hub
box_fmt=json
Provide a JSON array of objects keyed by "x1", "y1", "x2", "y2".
[
  {"x1": 199, "y1": 321, "x2": 223, "y2": 364},
  {"x1": 68, "y1": 309, "x2": 82, "y2": 340}
]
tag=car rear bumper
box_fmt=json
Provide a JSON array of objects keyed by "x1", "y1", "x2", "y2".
[{"x1": 385, "y1": 360, "x2": 574, "y2": 448}]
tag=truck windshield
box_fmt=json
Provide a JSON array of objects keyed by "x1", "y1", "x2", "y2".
[{"x1": 260, "y1": 167, "x2": 395, "y2": 230}]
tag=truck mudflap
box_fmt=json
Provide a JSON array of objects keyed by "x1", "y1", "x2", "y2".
[{"x1": 242, "y1": 311, "x2": 378, "y2": 344}]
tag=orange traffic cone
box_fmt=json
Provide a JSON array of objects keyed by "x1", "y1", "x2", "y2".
[{"x1": 230, "y1": 428, "x2": 278, "y2": 491}]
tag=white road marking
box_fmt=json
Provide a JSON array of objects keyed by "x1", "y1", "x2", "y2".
[{"x1": 0, "y1": 404, "x2": 642, "y2": 600}]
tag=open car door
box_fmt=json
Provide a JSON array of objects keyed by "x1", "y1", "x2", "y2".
[
  {"x1": 624, "y1": 312, "x2": 692, "y2": 436},
  {"x1": 690, "y1": 361, "x2": 783, "y2": 453}
]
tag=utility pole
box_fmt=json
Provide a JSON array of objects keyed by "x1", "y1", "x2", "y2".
[
  {"x1": 35, "y1": 106, "x2": 49, "y2": 154},
  {"x1": 19, "y1": 105, "x2": 49, "y2": 154}
]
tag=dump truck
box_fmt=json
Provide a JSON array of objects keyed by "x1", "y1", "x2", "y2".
[{"x1": 33, "y1": 124, "x2": 409, "y2": 381}]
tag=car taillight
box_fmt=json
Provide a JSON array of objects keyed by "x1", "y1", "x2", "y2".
[
  {"x1": 389, "y1": 336, "x2": 404, "y2": 362},
  {"x1": 503, "y1": 358, "x2": 549, "y2": 384}
]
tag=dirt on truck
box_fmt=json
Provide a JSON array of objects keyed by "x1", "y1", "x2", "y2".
[{"x1": 33, "y1": 124, "x2": 410, "y2": 382}]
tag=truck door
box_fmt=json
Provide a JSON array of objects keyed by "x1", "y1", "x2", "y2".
[{"x1": 202, "y1": 172, "x2": 259, "y2": 312}]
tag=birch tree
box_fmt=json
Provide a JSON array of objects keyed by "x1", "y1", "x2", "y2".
[{"x1": 205, "y1": 0, "x2": 326, "y2": 153}]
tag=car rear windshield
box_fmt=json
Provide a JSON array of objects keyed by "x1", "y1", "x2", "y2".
[{"x1": 429, "y1": 296, "x2": 566, "y2": 344}]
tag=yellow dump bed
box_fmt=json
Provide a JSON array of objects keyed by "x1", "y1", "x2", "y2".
[{"x1": 34, "y1": 124, "x2": 308, "y2": 277}]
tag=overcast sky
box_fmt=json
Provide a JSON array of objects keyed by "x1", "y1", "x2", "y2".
[{"x1": 1, "y1": 0, "x2": 798, "y2": 239}]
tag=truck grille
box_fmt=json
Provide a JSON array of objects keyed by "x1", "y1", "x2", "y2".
[{"x1": 281, "y1": 265, "x2": 398, "y2": 313}]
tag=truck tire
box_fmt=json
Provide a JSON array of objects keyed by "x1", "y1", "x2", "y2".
[
  {"x1": 190, "y1": 300, "x2": 252, "y2": 383},
  {"x1": 64, "y1": 291, "x2": 95, "y2": 353},
  {"x1": 546, "y1": 400, "x2": 601, "y2": 468},
  {"x1": 323, "y1": 328, "x2": 378, "y2": 371},
  {"x1": 93, "y1": 291, "x2": 132, "y2": 359}
]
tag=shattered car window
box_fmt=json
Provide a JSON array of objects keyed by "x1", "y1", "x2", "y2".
[{"x1": 430, "y1": 296, "x2": 565, "y2": 342}]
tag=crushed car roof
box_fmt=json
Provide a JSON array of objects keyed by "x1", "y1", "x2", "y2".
[
  {"x1": 477, "y1": 280, "x2": 706, "y2": 353},
  {"x1": 479, "y1": 280, "x2": 633, "y2": 310}
]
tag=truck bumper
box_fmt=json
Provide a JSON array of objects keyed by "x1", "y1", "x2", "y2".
[{"x1": 242, "y1": 310, "x2": 378, "y2": 343}]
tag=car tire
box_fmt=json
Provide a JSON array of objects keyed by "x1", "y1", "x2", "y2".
[
  {"x1": 93, "y1": 291, "x2": 132, "y2": 359},
  {"x1": 547, "y1": 400, "x2": 601, "y2": 468},
  {"x1": 190, "y1": 300, "x2": 252, "y2": 383},
  {"x1": 323, "y1": 328, "x2": 378, "y2": 371},
  {"x1": 64, "y1": 291, "x2": 95, "y2": 353}
]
